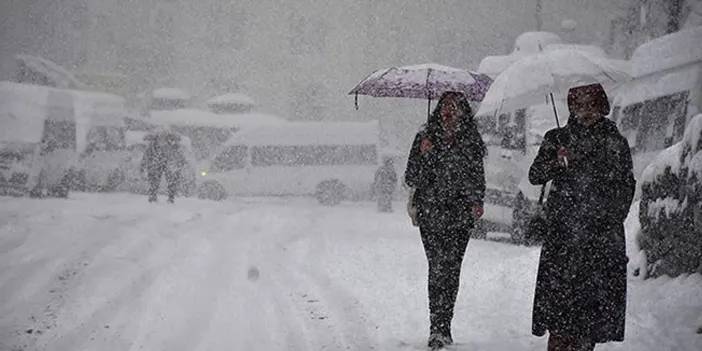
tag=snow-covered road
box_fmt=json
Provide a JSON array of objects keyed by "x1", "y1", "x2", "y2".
[{"x1": 1, "y1": 194, "x2": 700, "y2": 351}]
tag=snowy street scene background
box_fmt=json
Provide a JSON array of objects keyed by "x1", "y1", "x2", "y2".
[
  {"x1": 1, "y1": 195, "x2": 699, "y2": 350},
  {"x1": 2, "y1": 1, "x2": 702, "y2": 350}
]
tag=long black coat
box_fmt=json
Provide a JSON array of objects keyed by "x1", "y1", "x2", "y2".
[
  {"x1": 405, "y1": 125, "x2": 486, "y2": 230},
  {"x1": 529, "y1": 117, "x2": 635, "y2": 342},
  {"x1": 141, "y1": 138, "x2": 186, "y2": 177}
]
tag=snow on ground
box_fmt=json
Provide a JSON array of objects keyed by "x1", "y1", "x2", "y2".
[{"x1": 0, "y1": 194, "x2": 700, "y2": 351}]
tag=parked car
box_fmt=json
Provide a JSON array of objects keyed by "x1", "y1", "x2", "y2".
[
  {"x1": 638, "y1": 113, "x2": 702, "y2": 278},
  {"x1": 0, "y1": 81, "x2": 77, "y2": 197}
]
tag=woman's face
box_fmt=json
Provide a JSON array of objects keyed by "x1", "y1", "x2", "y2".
[
  {"x1": 571, "y1": 92, "x2": 604, "y2": 127},
  {"x1": 439, "y1": 97, "x2": 460, "y2": 131}
]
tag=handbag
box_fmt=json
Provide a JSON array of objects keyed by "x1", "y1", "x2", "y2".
[{"x1": 524, "y1": 184, "x2": 549, "y2": 244}]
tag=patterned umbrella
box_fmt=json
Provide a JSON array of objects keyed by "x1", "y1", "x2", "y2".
[{"x1": 349, "y1": 63, "x2": 492, "y2": 115}]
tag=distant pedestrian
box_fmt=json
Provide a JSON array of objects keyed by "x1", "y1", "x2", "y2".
[
  {"x1": 374, "y1": 157, "x2": 397, "y2": 212},
  {"x1": 141, "y1": 132, "x2": 186, "y2": 203},
  {"x1": 404, "y1": 91, "x2": 486, "y2": 349},
  {"x1": 529, "y1": 83, "x2": 635, "y2": 351}
]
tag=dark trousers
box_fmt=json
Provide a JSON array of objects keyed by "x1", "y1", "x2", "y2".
[
  {"x1": 420, "y1": 225, "x2": 471, "y2": 337},
  {"x1": 377, "y1": 192, "x2": 393, "y2": 212},
  {"x1": 547, "y1": 334, "x2": 596, "y2": 351},
  {"x1": 148, "y1": 169, "x2": 178, "y2": 201}
]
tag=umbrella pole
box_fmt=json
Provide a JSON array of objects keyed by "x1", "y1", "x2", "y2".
[
  {"x1": 427, "y1": 97, "x2": 431, "y2": 118},
  {"x1": 549, "y1": 92, "x2": 561, "y2": 128},
  {"x1": 355, "y1": 93, "x2": 359, "y2": 110},
  {"x1": 549, "y1": 92, "x2": 568, "y2": 167}
]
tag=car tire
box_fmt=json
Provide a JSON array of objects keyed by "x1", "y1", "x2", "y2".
[
  {"x1": 103, "y1": 169, "x2": 125, "y2": 192},
  {"x1": 315, "y1": 179, "x2": 346, "y2": 206},
  {"x1": 197, "y1": 180, "x2": 227, "y2": 201}
]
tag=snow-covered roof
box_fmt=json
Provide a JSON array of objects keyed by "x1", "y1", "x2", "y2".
[
  {"x1": 477, "y1": 55, "x2": 523, "y2": 78},
  {"x1": 544, "y1": 44, "x2": 606, "y2": 57},
  {"x1": 0, "y1": 81, "x2": 50, "y2": 143},
  {"x1": 513, "y1": 32, "x2": 562, "y2": 54},
  {"x1": 631, "y1": 26, "x2": 702, "y2": 77},
  {"x1": 149, "y1": 109, "x2": 286, "y2": 129},
  {"x1": 224, "y1": 121, "x2": 379, "y2": 147},
  {"x1": 615, "y1": 64, "x2": 701, "y2": 106},
  {"x1": 0, "y1": 81, "x2": 126, "y2": 145},
  {"x1": 152, "y1": 88, "x2": 190, "y2": 101},
  {"x1": 478, "y1": 37, "x2": 609, "y2": 80},
  {"x1": 15, "y1": 54, "x2": 86, "y2": 90},
  {"x1": 206, "y1": 93, "x2": 255, "y2": 106}
]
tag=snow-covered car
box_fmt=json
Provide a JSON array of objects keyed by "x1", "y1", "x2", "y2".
[
  {"x1": 199, "y1": 121, "x2": 380, "y2": 204},
  {"x1": 475, "y1": 100, "x2": 570, "y2": 242},
  {"x1": 68, "y1": 89, "x2": 132, "y2": 192},
  {"x1": 610, "y1": 26, "x2": 702, "y2": 178},
  {"x1": 0, "y1": 81, "x2": 78, "y2": 197},
  {"x1": 638, "y1": 113, "x2": 702, "y2": 278}
]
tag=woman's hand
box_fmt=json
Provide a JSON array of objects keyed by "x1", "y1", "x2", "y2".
[
  {"x1": 472, "y1": 205, "x2": 484, "y2": 219},
  {"x1": 420, "y1": 138, "x2": 433, "y2": 155},
  {"x1": 557, "y1": 147, "x2": 569, "y2": 167}
]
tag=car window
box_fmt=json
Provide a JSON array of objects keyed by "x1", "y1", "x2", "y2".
[{"x1": 212, "y1": 145, "x2": 248, "y2": 171}]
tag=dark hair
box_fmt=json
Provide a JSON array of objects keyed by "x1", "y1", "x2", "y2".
[
  {"x1": 567, "y1": 83, "x2": 610, "y2": 116},
  {"x1": 427, "y1": 91, "x2": 486, "y2": 157}
]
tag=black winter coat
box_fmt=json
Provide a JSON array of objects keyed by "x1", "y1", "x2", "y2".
[
  {"x1": 529, "y1": 117, "x2": 635, "y2": 343},
  {"x1": 405, "y1": 126, "x2": 486, "y2": 230},
  {"x1": 141, "y1": 140, "x2": 186, "y2": 176}
]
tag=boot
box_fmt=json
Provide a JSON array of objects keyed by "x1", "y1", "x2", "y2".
[{"x1": 427, "y1": 333, "x2": 451, "y2": 349}]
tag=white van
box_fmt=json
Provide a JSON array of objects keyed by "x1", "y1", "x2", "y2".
[
  {"x1": 199, "y1": 121, "x2": 380, "y2": 204},
  {"x1": 610, "y1": 26, "x2": 702, "y2": 177},
  {"x1": 147, "y1": 108, "x2": 286, "y2": 160}
]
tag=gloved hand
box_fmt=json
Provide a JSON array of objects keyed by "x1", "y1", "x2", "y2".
[{"x1": 472, "y1": 205, "x2": 484, "y2": 219}]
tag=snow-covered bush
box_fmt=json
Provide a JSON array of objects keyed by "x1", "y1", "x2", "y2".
[{"x1": 639, "y1": 114, "x2": 702, "y2": 278}]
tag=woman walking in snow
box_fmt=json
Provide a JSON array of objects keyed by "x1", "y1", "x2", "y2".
[
  {"x1": 404, "y1": 91, "x2": 486, "y2": 349},
  {"x1": 529, "y1": 83, "x2": 635, "y2": 351}
]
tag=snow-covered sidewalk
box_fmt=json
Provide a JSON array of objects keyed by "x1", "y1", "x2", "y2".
[{"x1": 0, "y1": 194, "x2": 700, "y2": 350}]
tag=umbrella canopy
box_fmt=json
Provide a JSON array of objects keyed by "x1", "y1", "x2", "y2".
[
  {"x1": 349, "y1": 63, "x2": 492, "y2": 102},
  {"x1": 477, "y1": 49, "x2": 630, "y2": 119}
]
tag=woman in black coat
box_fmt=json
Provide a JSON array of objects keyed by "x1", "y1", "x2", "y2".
[
  {"x1": 529, "y1": 83, "x2": 635, "y2": 351},
  {"x1": 404, "y1": 91, "x2": 486, "y2": 349}
]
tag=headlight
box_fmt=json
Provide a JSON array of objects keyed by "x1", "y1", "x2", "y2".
[{"x1": 200, "y1": 171, "x2": 207, "y2": 177}]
